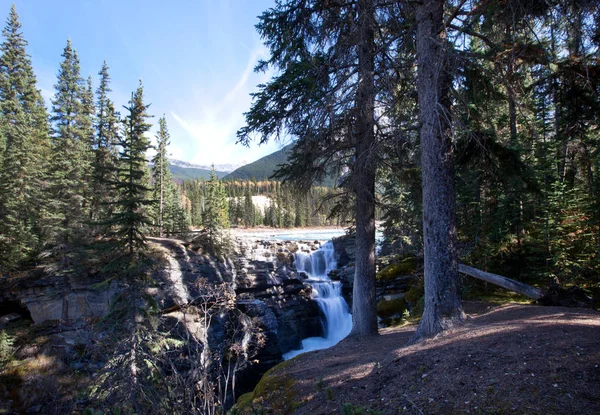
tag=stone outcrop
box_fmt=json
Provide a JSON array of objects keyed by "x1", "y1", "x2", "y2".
[{"x1": 1, "y1": 271, "x2": 122, "y2": 324}]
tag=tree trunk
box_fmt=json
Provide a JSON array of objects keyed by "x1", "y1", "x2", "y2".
[
  {"x1": 458, "y1": 264, "x2": 544, "y2": 300},
  {"x1": 413, "y1": 0, "x2": 465, "y2": 341},
  {"x1": 350, "y1": 0, "x2": 378, "y2": 337}
]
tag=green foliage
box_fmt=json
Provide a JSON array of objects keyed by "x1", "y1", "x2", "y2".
[
  {"x1": 0, "y1": 331, "x2": 14, "y2": 367},
  {"x1": 326, "y1": 387, "x2": 333, "y2": 400}
]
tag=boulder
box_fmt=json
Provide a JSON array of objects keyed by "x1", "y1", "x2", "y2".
[{"x1": 332, "y1": 234, "x2": 355, "y2": 266}]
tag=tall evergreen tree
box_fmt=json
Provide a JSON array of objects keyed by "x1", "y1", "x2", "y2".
[
  {"x1": 243, "y1": 188, "x2": 254, "y2": 227},
  {"x1": 203, "y1": 167, "x2": 229, "y2": 245},
  {"x1": 0, "y1": 5, "x2": 50, "y2": 271},
  {"x1": 48, "y1": 39, "x2": 93, "y2": 243},
  {"x1": 91, "y1": 61, "x2": 120, "y2": 226},
  {"x1": 237, "y1": 0, "x2": 401, "y2": 336},
  {"x1": 111, "y1": 81, "x2": 153, "y2": 255},
  {"x1": 151, "y1": 115, "x2": 171, "y2": 237}
]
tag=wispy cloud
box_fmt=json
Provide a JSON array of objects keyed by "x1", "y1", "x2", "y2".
[{"x1": 171, "y1": 44, "x2": 282, "y2": 165}]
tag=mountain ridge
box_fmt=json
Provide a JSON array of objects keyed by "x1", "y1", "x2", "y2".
[{"x1": 223, "y1": 145, "x2": 292, "y2": 181}]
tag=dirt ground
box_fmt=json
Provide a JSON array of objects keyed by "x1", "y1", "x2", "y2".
[{"x1": 251, "y1": 302, "x2": 600, "y2": 414}]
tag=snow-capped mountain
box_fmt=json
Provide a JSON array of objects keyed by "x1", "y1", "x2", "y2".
[{"x1": 168, "y1": 159, "x2": 247, "y2": 174}]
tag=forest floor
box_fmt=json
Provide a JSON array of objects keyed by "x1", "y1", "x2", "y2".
[{"x1": 239, "y1": 302, "x2": 600, "y2": 415}]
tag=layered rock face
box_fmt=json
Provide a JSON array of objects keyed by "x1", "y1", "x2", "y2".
[
  {"x1": 232, "y1": 238, "x2": 323, "y2": 354},
  {"x1": 2, "y1": 271, "x2": 122, "y2": 324}
]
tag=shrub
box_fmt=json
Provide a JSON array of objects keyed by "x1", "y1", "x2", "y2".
[{"x1": 376, "y1": 298, "x2": 407, "y2": 318}]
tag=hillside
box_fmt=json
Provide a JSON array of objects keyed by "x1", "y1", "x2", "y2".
[
  {"x1": 224, "y1": 144, "x2": 338, "y2": 187},
  {"x1": 234, "y1": 302, "x2": 600, "y2": 414},
  {"x1": 224, "y1": 145, "x2": 292, "y2": 181},
  {"x1": 168, "y1": 165, "x2": 228, "y2": 182}
]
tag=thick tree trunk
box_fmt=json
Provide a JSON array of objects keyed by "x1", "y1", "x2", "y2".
[
  {"x1": 458, "y1": 264, "x2": 544, "y2": 300},
  {"x1": 413, "y1": 0, "x2": 465, "y2": 341},
  {"x1": 351, "y1": 0, "x2": 378, "y2": 337}
]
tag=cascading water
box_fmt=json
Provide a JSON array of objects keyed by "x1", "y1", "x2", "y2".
[{"x1": 283, "y1": 241, "x2": 353, "y2": 360}]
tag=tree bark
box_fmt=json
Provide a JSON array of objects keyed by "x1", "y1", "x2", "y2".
[
  {"x1": 351, "y1": 0, "x2": 378, "y2": 337},
  {"x1": 458, "y1": 264, "x2": 544, "y2": 300},
  {"x1": 413, "y1": 0, "x2": 465, "y2": 341}
]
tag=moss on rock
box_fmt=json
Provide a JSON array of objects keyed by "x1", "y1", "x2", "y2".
[
  {"x1": 376, "y1": 257, "x2": 420, "y2": 282},
  {"x1": 232, "y1": 359, "x2": 301, "y2": 414}
]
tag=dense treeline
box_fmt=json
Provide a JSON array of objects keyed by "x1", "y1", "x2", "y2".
[
  {"x1": 0, "y1": 5, "x2": 189, "y2": 274},
  {"x1": 181, "y1": 178, "x2": 342, "y2": 228},
  {"x1": 378, "y1": 0, "x2": 600, "y2": 288}
]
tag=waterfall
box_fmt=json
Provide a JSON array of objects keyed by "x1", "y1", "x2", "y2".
[{"x1": 283, "y1": 241, "x2": 353, "y2": 360}]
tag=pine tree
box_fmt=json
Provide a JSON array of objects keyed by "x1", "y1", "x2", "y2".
[
  {"x1": 151, "y1": 115, "x2": 171, "y2": 237},
  {"x1": 0, "y1": 5, "x2": 50, "y2": 271},
  {"x1": 91, "y1": 61, "x2": 120, "y2": 227},
  {"x1": 48, "y1": 39, "x2": 93, "y2": 244},
  {"x1": 238, "y1": 0, "x2": 390, "y2": 335},
  {"x1": 202, "y1": 167, "x2": 229, "y2": 246},
  {"x1": 111, "y1": 81, "x2": 153, "y2": 255},
  {"x1": 162, "y1": 181, "x2": 189, "y2": 236},
  {"x1": 243, "y1": 188, "x2": 254, "y2": 227}
]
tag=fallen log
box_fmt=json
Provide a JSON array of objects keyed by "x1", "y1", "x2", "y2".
[{"x1": 458, "y1": 264, "x2": 544, "y2": 300}]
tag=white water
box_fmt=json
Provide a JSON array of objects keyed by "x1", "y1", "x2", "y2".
[{"x1": 283, "y1": 241, "x2": 353, "y2": 359}]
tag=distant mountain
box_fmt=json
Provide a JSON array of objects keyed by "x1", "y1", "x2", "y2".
[
  {"x1": 168, "y1": 159, "x2": 245, "y2": 173},
  {"x1": 223, "y1": 145, "x2": 292, "y2": 181},
  {"x1": 168, "y1": 165, "x2": 228, "y2": 182}
]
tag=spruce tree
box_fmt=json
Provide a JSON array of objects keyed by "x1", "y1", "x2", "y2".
[
  {"x1": 48, "y1": 40, "x2": 93, "y2": 244},
  {"x1": 111, "y1": 81, "x2": 153, "y2": 255},
  {"x1": 238, "y1": 0, "x2": 391, "y2": 335},
  {"x1": 243, "y1": 188, "x2": 254, "y2": 227},
  {"x1": 203, "y1": 167, "x2": 229, "y2": 242},
  {"x1": 0, "y1": 5, "x2": 50, "y2": 271},
  {"x1": 91, "y1": 61, "x2": 120, "y2": 226},
  {"x1": 151, "y1": 115, "x2": 171, "y2": 237}
]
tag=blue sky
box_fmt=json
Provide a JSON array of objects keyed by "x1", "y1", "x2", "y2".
[{"x1": 2, "y1": 0, "x2": 286, "y2": 167}]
